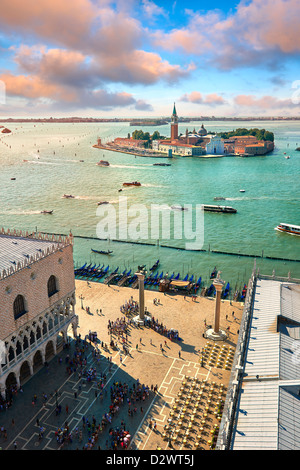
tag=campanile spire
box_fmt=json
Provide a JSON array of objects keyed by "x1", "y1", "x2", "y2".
[{"x1": 171, "y1": 102, "x2": 178, "y2": 141}]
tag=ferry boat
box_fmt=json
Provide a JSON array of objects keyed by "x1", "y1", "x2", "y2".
[
  {"x1": 202, "y1": 204, "x2": 237, "y2": 213},
  {"x1": 275, "y1": 223, "x2": 300, "y2": 236},
  {"x1": 123, "y1": 182, "x2": 141, "y2": 187}
]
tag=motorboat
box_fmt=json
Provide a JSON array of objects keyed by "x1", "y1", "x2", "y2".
[
  {"x1": 171, "y1": 205, "x2": 188, "y2": 211},
  {"x1": 214, "y1": 197, "x2": 226, "y2": 201},
  {"x1": 239, "y1": 189, "x2": 245, "y2": 192},
  {"x1": 202, "y1": 204, "x2": 237, "y2": 213},
  {"x1": 40, "y1": 210, "x2": 53, "y2": 214},
  {"x1": 123, "y1": 182, "x2": 141, "y2": 186},
  {"x1": 62, "y1": 194, "x2": 75, "y2": 198},
  {"x1": 153, "y1": 163, "x2": 171, "y2": 166},
  {"x1": 285, "y1": 155, "x2": 290, "y2": 159},
  {"x1": 275, "y1": 223, "x2": 300, "y2": 236},
  {"x1": 97, "y1": 201, "x2": 109, "y2": 205},
  {"x1": 96, "y1": 160, "x2": 110, "y2": 166}
]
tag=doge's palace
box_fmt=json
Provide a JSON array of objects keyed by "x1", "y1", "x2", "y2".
[{"x1": 0, "y1": 228, "x2": 78, "y2": 399}]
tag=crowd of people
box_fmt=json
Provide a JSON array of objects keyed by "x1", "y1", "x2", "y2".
[
  {"x1": 52, "y1": 377, "x2": 153, "y2": 450},
  {"x1": 144, "y1": 316, "x2": 181, "y2": 341},
  {"x1": 120, "y1": 297, "x2": 139, "y2": 316}
]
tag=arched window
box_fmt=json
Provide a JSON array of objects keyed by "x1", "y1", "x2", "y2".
[
  {"x1": 13, "y1": 295, "x2": 26, "y2": 320},
  {"x1": 47, "y1": 275, "x2": 58, "y2": 297}
]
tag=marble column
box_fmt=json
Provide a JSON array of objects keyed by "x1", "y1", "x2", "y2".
[
  {"x1": 137, "y1": 272, "x2": 145, "y2": 321},
  {"x1": 213, "y1": 280, "x2": 223, "y2": 334},
  {"x1": 133, "y1": 271, "x2": 151, "y2": 325},
  {"x1": 205, "y1": 273, "x2": 227, "y2": 341}
]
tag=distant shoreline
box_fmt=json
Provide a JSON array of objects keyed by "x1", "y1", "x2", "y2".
[{"x1": 1, "y1": 117, "x2": 300, "y2": 123}]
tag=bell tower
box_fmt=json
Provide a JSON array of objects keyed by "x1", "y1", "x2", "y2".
[{"x1": 170, "y1": 102, "x2": 178, "y2": 141}]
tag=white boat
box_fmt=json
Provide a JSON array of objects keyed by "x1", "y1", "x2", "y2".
[
  {"x1": 202, "y1": 204, "x2": 237, "y2": 213},
  {"x1": 171, "y1": 205, "x2": 188, "y2": 211},
  {"x1": 239, "y1": 189, "x2": 245, "y2": 192},
  {"x1": 275, "y1": 223, "x2": 300, "y2": 236}
]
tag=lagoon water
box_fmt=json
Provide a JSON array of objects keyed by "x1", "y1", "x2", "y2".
[{"x1": 0, "y1": 119, "x2": 299, "y2": 292}]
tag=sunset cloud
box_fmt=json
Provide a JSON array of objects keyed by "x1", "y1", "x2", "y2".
[
  {"x1": 0, "y1": 0, "x2": 299, "y2": 116},
  {"x1": 234, "y1": 94, "x2": 298, "y2": 109},
  {"x1": 152, "y1": 0, "x2": 300, "y2": 70},
  {"x1": 180, "y1": 91, "x2": 226, "y2": 106}
]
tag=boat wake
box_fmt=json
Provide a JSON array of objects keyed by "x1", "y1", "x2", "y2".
[
  {"x1": 0, "y1": 209, "x2": 42, "y2": 215},
  {"x1": 142, "y1": 183, "x2": 165, "y2": 188},
  {"x1": 25, "y1": 160, "x2": 62, "y2": 166},
  {"x1": 110, "y1": 164, "x2": 152, "y2": 169}
]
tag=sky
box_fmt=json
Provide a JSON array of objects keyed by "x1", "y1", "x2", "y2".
[{"x1": 0, "y1": 0, "x2": 300, "y2": 118}]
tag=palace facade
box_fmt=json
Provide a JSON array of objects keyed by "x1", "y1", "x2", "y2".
[{"x1": 0, "y1": 228, "x2": 78, "y2": 399}]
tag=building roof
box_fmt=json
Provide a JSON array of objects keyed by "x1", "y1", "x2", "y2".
[
  {"x1": 0, "y1": 229, "x2": 72, "y2": 280},
  {"x1": 231, "y1": 278, "x2": 300, "y2": 450}
]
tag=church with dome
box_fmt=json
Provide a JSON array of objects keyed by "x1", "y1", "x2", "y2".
[{"x1": 152, "y1": 103, "x2": 222, "y2": 156}]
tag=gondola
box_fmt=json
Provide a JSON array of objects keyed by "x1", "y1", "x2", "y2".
[
  {"x1": 150, "y1": 259, "x2": 159, "y2": 271},
  {"x1": 210, "y1": 267, "x2": 217, "y2": 279},
  {"x1": 194, "y1": 276, "x2": 202, "y2": 292},
  {"x1": 91, "y1": 249, "x2": 113, "y2": 255},
  {"x1": 222, "y1": 282, "x2": 230, "y2": 299},
  {"x1": 150, "y1": 272, "x2": 158, "y2": 285},
  {"x1": 206, "y1": 284, "x2": 215, "y2": 297}
]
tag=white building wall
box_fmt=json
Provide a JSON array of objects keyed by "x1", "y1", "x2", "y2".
[{"x1": 206, "y1": 135, "x2": 224, "y2": 155}]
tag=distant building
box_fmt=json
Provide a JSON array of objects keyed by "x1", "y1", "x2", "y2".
[
  {"x1": 0, "y1": 229, "x2": 78, "y2": 400},
  {"x1": 198, "y1": 124, "x2": 207, "y2": 136},
  {"x1": 227, "y1": 135, "x2": 274, "y2": 155},
  {"x1": 152, "y1": 103, "x2": 206, "y2": 156},
  {"x1": 205, "y1": 134, "x2": 225, "y2": 155},
  {"x1": 170, "y1": 102, "x2": 179, "y2": 141},
  {"x1": 113, "y1": 137, "x2": 147, "y2": 149}
]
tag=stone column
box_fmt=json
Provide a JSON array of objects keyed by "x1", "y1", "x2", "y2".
[
  {"x1": 137, "y1": 272, "x2": 145, "y2": 321},
  {"x1": 205, "y1": 273, "x2": 227, "y2": 341},
  {"x1": 213, "y1": 280, "x2": 223, "y2": 334},
  {"x1": 133, "y1": 271, "x2": 151, "y2": 325}
]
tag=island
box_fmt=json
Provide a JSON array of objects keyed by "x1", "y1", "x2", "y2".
[{"x1": 93, "y1": 103, "x2": 275, "y2": 158}]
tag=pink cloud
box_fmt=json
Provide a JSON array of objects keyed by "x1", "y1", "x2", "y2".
[
  {"x1": 152, "y1": 0, "x2": 300, "y2": 69},
  {"x1": 180, "y1": 91, "x2": 225, "y2": 106},
  {"x1": 234, "y1": 94, "x2": 297, "y2": 109},
  {"x1": 0, "y1": 0, "x2": 96, "y2": 49},
  {"x1": 0, "y1": 72, "x2": 76, "y2": 101}
]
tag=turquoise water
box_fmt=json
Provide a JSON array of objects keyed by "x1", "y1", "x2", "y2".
[{"x1": 0, "y1": 120, "x2": 299, "y2": 291}]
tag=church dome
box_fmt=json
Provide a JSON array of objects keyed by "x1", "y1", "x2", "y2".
[{"x1": 198, "y1": 124, "x2": 207, "y2": 135}]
